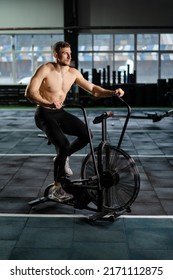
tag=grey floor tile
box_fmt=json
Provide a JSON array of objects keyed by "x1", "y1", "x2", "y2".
[
  {"x1": 15, "y1": 227, "x2": 74, "y2": 249},
  {"x1": 160, "y1": 200, "x2": 173, "y2": 215},
  {"x1": 0, "y1": 240, "x2": 17, "y2": 260},
  {"x1": 73, "y1": 218, "x2": 126, "y2": 242},
  {"x1": 130, "y1": 202, "x2": 166, "y2": 215},
  {"x1": 0, "y1": 220, "x2": 26, "y2": 240},
  {"x1": 0, "y1": 198, "x2": 31, "y2": 213},
  {"x1": 155, "y1": 187, "x2": 173, "y2": 199},
  {"x1": 124, "y1": 217, "x2": 173, "y2": 228},
  {"x1": 0, "y1": 185, "x2": 41, "y2": 198},
  {"x1": 127, "y1": 228, "x2": 173, "y2": 250},
  {"x1": 136, "y1": 190, "x2": 160, "y2": 203},
  {"x1": 26, "y1": 217, "x2": 75, "y2": 228},
  {"x1": 71, "y1": 242, "x2": 129, "y2": 260},
  {"x1": 9, "y1": 247, "x2": 72, "y2": 260},
  {"x1": 129, "y1": 249, "x2": 173, "y2": 260}
]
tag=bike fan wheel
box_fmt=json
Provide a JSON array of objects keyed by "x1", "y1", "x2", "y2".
[{"x1": 81, "y1": 145, "x2": 140, "y2": 212}]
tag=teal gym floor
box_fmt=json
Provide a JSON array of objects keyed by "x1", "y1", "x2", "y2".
[{"x1": 0, "y1": 106, "x2": 173, "y2": 260}]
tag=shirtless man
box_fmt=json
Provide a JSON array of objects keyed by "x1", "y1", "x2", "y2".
[{"x1": 25, "y1": 41, "x2": 124, "y2": 202}]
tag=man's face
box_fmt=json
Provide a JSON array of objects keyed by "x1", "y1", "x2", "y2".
[{"x1": 55, "y1": 47, "x2": 72, "y2": 66}]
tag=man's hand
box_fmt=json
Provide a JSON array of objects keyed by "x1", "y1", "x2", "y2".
[
  {"x1": 114, "y1": 88, "x2": 124, "y2": 97},
  {"x1": 51, "y1": 101, "x2": 63, "y2": 109}
]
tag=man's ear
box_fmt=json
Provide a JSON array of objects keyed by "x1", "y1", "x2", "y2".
[{"x1": 53, "y1": 51, "x2": 58, "y2": 59}]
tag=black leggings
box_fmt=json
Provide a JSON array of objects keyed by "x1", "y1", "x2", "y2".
[{"x1": 35, "y1": 106, "x2": 91, "y2": 182}]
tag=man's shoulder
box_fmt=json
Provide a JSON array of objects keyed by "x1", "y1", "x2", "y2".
[
  {"x1": 69, "y1": 66, "x2": 81, "y2": 76},
  {"x1": 36, "y1": 62, "x2": 55, "y2": 75},
  {"x1": 38, "y1": 62, "x2": 54, "y2": 70},
  {"x1": 44, "y1": 62, "x2": 55, "y2": 69}
]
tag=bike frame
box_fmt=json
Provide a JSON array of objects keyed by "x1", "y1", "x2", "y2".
[
  {"x1": 29, "y1": 96, "x2": 134, "y2": 219},
  {"x1": 92, "y1": 96, "x2": 131, "y2": 211}
]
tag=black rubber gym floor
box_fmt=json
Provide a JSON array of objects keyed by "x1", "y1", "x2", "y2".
[{"x1": 0, "y1": 106, "x2": 173, "y2": 259}]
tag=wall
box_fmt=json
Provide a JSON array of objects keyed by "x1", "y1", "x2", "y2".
[
  {"x1": 78, "y1": 0, "x2": 173, "y2": 29},
  {"x1": 1, "y1": 0, "x2": 172, "y2": 31},
  {"x1": 0, "y1": 0, "x2": 64, "y2": 30}
]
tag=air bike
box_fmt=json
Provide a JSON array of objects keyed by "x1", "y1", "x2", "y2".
[{"x1": 29, "y1": 95, "x2": 140, "y2": 221}]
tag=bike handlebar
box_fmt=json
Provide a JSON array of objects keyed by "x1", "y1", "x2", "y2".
[
  {"x1": 92, "y1": 95, "x2": 131, "y2": 149},
  {"x1": 93, "y1": 95, "x2": 131, "y2": 124}
]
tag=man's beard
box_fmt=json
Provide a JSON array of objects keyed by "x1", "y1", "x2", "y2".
[{"x1": 58, "y1": 59, "x2": 71, "y2": 66}]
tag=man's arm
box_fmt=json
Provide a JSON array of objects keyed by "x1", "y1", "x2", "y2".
[
  {"x1": 75, "y1": 70, "x2": 124, "y2": 97},
  {"x1": 91, "y1": 85, "x2": 124, "y2": 98},
  {"x1": 25, "y1": 65, "x2": 54, "y2": 108}
]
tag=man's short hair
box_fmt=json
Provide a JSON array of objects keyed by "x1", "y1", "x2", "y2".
[{"x1": 53, "y1": 41, "x2": 71, "y2": 54}]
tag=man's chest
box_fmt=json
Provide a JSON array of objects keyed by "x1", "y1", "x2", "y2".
[{"x1": 45, "y1": 71, "x2": 76, "y2": 92}]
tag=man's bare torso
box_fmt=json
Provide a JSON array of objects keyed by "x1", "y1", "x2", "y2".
[{"x1": 39, "y1": 62, "x2": 77, "y2": 106}]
